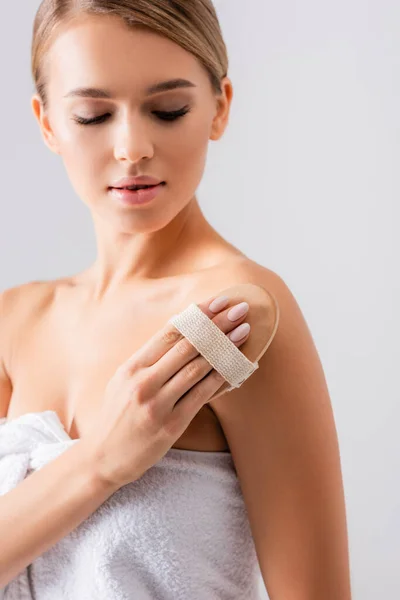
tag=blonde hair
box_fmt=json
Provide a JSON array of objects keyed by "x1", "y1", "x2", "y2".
[{"x1": 31, "y1": 0, "x2": 229, "y2": 110}]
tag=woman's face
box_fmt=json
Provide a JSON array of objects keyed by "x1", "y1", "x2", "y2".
[{"x1": 32, "y1": 14, "x2": 232, "y2": 232}]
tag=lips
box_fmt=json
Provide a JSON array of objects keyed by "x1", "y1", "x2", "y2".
[
  {"x1": 109, "y1": 182, "x2": 165, "y2": 205},
  {"x1": 110, "y1": 175, "x2": 164, "y2": 189},
  {"x1": 116, "y1": 184, "x2": 156, "y2": 191}
]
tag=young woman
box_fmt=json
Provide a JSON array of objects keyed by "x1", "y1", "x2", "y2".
[{"x1": 0, "y1": 1, "x2": 351, "y2": 598}]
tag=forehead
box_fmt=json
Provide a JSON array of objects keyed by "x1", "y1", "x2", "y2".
[{"x1": 45, "y1": 14, "x2": 207, "y2": 99}]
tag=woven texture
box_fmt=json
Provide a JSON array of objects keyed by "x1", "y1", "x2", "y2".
[{"x1": 168, "y1": 303, "x2": 259, "y2": 389}]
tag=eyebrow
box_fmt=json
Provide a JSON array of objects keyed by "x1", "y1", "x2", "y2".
[{"x1": 63, "y1": 78, "x2": 197, "y2": 99}]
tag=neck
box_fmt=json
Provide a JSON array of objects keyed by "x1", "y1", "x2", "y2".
[{"x1": 82, "y1": 196, "x2": 229, "y2": 300}]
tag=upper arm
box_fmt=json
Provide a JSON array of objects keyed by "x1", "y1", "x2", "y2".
[
  {"x1": 210, "y1": 268, "x2": 351, "y2": 599},
  {"x1": 0, "y1": 290, "x2": 13, "y2": 418}
]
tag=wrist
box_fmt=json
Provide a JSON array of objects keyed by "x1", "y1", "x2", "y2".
[{"x1": 75, "y1": 438, "x2": 121, "y2": 496}]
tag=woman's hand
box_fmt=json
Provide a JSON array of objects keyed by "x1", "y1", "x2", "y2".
[{"x1": 81, "y1": 295, "x2": 251, "y2": 489}]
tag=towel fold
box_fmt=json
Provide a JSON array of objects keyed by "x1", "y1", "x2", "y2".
[{"x1": 0, "y1": 410, "x2": 262, "y2": 599}]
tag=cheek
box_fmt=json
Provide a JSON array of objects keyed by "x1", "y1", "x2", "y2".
[
  {"x1": 60, "y1": 127, "x2": 104, "y2": 162},
  {"x1": 57, "y1": 144, "x2": 105, "y2": 206},
  {"x1": 64, "y1": 136, "x2": 106, "y2": 167},
  {"x1": 55, "y1": 124, "x2": 108, "y2": 192},
  {"x1": 165, "y1": 118, "x2": 210, "y2": 176},
  {"x1": 53, "y1": 111, "x2": 105, "y2": 160}
]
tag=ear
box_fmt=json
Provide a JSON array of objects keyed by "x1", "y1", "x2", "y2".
[
  {"x1": 210, "y1": 77, "x2": 233, "y2": 141},
  {"x1": 31, "y1": 94, "x2": 61, "y2": 155}
]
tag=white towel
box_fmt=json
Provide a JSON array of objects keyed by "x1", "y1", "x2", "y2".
[{"x1": 0, "y1": 410, "x2": 263, "y2": 599}]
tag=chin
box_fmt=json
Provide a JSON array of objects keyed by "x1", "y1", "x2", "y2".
[{"x1": 102, "y1": 206, "x2": 177, "y2": 235}]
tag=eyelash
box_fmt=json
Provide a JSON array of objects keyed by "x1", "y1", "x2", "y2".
[{"x1": 72, "y1": 106, "x2": 191, "y2": 126}]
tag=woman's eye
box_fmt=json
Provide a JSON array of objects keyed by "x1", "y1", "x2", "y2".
[
  {"x1": 153, "y1": 107, "x2": 191, "y2": 121},
  {"x1": 72, "y1": 106, "x2": 191, "y2": 126},
  {"x1": 72, "y1": 113, "x2": 111, "y2": 126}
]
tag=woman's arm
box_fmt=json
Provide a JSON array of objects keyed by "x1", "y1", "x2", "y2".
[
  {"x1": 0, "y1": 288, "x2": 119, "y2": 587},
  {"x1": 209, "y1": 265, "x2": 352, "y2": 600},
  {"x1": 0, "y1": 436, "x2": 118, "y2": 588}
]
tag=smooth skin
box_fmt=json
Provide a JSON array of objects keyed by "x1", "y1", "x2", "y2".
[{"x1": 0, "y1": 12, "x2": 352, "y2": 598}]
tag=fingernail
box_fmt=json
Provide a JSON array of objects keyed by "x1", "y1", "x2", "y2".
[
  {"x1": 229, "y1": 323, "x2": 251, "y2": 342},
  {"x1": 227, "y1": 301, "x2": 249, "y2": 322},
  {"x1": 209, "y1": 295, "x2": 229, "y2": 313}
]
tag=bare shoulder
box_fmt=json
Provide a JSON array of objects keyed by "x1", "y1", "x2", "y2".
[
  {"x1": 223, "y1": 257, "x2": 305, "y2": 327},
  {"x1": 204, "y1": 254, "x2": 282, "y2": 285},
  {"x1": 200, "y1": 255, "x2": 287, "y2": 310},
  {"x1": 194, "y1": 254, "x2": 281, "y2": 295},
  {"x1": 0, "y1": 277, "x2": 73, "y2": 366},
  {"x1": 0, "y1": 279, "x2": 62, "y2": 417},
  {"x1": 209, "y1": 257, "x2": 350, "y2": 596},
  {"x1": 0, "y1": 278, "x2": 65, "y2": 324}
]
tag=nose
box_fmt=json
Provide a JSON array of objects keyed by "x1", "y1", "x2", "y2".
[{"x1": 113, "y1": 117, "x2": 154, "y2": 164}]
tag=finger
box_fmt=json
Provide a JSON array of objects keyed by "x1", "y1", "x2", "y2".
[
  {"x1": 163, "y1": 333, "x2": 249, "y2": 436},
  {"x1": 123, "y1": 294, "x2": 231, "y2": 371},
  {"x1": 145, "y1": 297, "x2": 249, "y2": 389},
  {"x1": 156, "y1": 325, "x2": 251, "y2": 411}
]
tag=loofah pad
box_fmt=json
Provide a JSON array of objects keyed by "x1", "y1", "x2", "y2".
[{"x1": 168, "y1": 302, "x2": 259, "y2": 391}]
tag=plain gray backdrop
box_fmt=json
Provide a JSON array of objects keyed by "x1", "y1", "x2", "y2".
[{"x1": 1, "y1": 1, "x2": 399, "y2": 598}]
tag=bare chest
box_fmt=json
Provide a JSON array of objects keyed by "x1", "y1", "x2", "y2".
[{"x1": 7, "y1": 296, "x2": 229, "y2": 452}]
